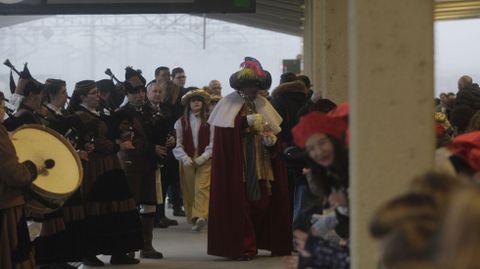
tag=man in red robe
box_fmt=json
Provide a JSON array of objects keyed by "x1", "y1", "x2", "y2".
[{"x1": 207, "y1": 57, "x2": 292, "y2": 260}]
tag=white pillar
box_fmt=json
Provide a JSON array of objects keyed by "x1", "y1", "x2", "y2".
[
  {"x1": 303, "y1": 0, "x2": 348, "y2": 103},
  {"x1": 348, "y1": 1, "x2": 435, "y2": 269},
  {"x1": 303, "y1": 0, "x2": 320, "y2": 93}
]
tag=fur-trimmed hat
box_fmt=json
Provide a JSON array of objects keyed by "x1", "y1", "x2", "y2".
[
  {"x1": 271, "y1": 80, "x2": 308, "y2": 98},
  {"x1": 229, "y1": 57, "x2": 272, "y2": 91},
  {"x1": 181, "y1": 88, "x2": 211, "y2": 106}
]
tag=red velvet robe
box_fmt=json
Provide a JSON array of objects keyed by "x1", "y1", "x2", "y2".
[{"x1": 207, "y1": 111, "x2": 292, "y2": 258}]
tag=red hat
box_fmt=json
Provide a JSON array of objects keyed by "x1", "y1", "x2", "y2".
[
  {"x1": 327, "y1": 102, "x2": 349, "y2": 119},
  {"x1": 327, "y1": 102, "x2": 350, "y2": 144},
  {"x1": 448, "y1": 131, "x2": 480, "y2": 172},
  {"x1": 292, "y1": 111, "x2": 348, "y2": 148}
]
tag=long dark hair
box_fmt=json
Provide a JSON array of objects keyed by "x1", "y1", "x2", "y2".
[
  {"x1": 183, "y1": 96, "x2": 208, "y2": 129},
  {"x1": 305, "y1": 134, "x2": 349, "y2": 199}
]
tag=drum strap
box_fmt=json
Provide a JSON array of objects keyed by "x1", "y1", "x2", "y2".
[{"x1": 25, "y1": 189, "x2": 60, "y2": 211}]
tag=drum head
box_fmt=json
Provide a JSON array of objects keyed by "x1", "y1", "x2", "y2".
[{"x1": 11, "y1": 124, "x2": 83, "y2": 197}]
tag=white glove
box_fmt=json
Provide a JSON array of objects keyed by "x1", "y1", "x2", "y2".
[
  {"x1": 182, "y1": 156, "x2": 194, "y2": 167},
  {"x1": 194, "y1": 156, "x2": 208, "y2": 166},
  {"x1": 262, "y1": 134, "x2": 277, "y2": 147},
  {"x1": 27, "y1": 221, "x2": 43, "y2": 241},
  {"x1": 246, "y1": 113, "x2": 264, "y2": 132},
  {"x1": 310, "y1": 213, "x2": 339, "y2": 238}
]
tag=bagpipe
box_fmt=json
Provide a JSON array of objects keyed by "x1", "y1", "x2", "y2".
[
  {"x1": 105, "y1": 68, "x2": 127, "y2": 109},
  {"x1": 4, "y1": 59, "x2": 44, "y2": 94}
]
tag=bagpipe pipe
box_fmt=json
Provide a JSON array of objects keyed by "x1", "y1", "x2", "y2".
[
  {"x1": 3, "y1": 59, "x2": 21, "y2": 76},
  {"x1": 105, "y1": 68, "x2": 123, "y2": 86},
  {"x1": 4, "y1": 59, "x2": 72, "y2": 103},
  {"x1": 104, "y1": 68, "x2": 127, "y2": 109}
]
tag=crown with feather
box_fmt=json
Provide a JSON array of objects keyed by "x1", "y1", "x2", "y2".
[{"x1": 229, "y1": 57, "x2": 272, "y2": 91}]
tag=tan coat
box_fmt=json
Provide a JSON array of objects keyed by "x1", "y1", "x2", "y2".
[
  {"x1": 0, "y1": 125, "x2": 36, "y2": 210},
  {"x1": 0, "y1": 124, "x2": 37, "y2": 269}
]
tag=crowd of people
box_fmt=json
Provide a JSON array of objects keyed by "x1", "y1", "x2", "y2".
[{"x1": 3, "y1": 55, "x2": 480, "y2": 269}]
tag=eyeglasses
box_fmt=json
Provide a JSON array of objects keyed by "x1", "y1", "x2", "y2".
[{"x1": 175, "y1": 76, "x2": 187, "y2": 79}]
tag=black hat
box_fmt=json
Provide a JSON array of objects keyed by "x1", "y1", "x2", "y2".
[
  {"x1": 96, "y1": 79, "x2": 115, "y2": 94},
  {"x1": 280, "y1": 72, "x2": 297, "y2": 84},
  {"x1": 125, "y1": 66, "x2": 146, "y2": 87},
  {"x1": 20, "y1": 64, "x2": 33, "y2": 80},
  {"x1": 124, "y1": 81, "x2": 146, "y2": 94},
  {"x1": 229, "y1": 57, "x2": 271, "y2": 91},
  {"x1": 17, "y1": 64, "x2": 44, "y2": 94}
]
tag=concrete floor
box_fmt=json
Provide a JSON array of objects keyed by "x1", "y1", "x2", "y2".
[{"x1": 80, "y1": 213, "x2": 285, "y2": 269}]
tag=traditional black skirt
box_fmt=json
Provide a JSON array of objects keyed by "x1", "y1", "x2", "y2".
[{"x1": 85, "y1": 169, "x2": 143, "y2": 255}]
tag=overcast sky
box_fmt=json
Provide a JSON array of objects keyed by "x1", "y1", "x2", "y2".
[
  {"x1": 435, "y1": 18, "x2": 480, "y2": 97},
  {"x1": 0, "y1": 14, "x2": 302, "y2": 97},
  {"x1": 0, "y1": 15, "x2": 477, "y2": 98}
]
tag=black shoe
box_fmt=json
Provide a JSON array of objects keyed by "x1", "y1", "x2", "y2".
[
  {"x1": 173, "y1": 208, "x2": 185, "y2": 217},
  {"x1": 39, "y1": 264, "x2": 76, "y2": 269},
  {"x1": 233, "y1": 255, "x2": 253, "y2": 261},
  {"x1": 59, "y1": 263, "x2": 78, "y2": 269},
  {"x1": 82, "y1": 256, "x2": 104, "y2": 267},
  {"x1": 164, "y1": 217, "x2": 178, "y2": 226},
  {"x1": 140, "y1": 249, "x2": 164, "y2": 259},
  {"x1": 155, "y1": 218, "x2": 170, "y2": 228},
  {"x1": 126, "y1": 252, "x2": 135, "y2": 258},
  {"x1": 110, "y1": 254, "x2": 140, "y2": 265}
]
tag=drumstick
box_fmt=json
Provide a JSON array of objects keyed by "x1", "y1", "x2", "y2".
[
  {"x1": 44, "y1": 159, "x2": 55, "y2": 169},
  {"x1": 37, "y1": 159, "x2": 55, "y2": 176}
]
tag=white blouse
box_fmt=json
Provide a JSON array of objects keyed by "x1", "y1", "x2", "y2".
[{"x1": 172, "y1": 112, "x2": 214, "y2": 161}]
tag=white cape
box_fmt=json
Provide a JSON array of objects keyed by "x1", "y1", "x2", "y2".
[{"x1": 208, "y1": 91, "x2": 282, "y2": 134}]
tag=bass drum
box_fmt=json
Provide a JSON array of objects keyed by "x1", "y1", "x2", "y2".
[{"x1": 11, "y1": 124, "x2": 83, "y2": 218}]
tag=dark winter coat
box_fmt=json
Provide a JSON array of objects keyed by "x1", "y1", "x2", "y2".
[
  {"x1": 455, "y1": 84, "x2": 480, "y2": 111},
  {"x1": 271, "y1": 80, "x2": 309, "y2": 147}
]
